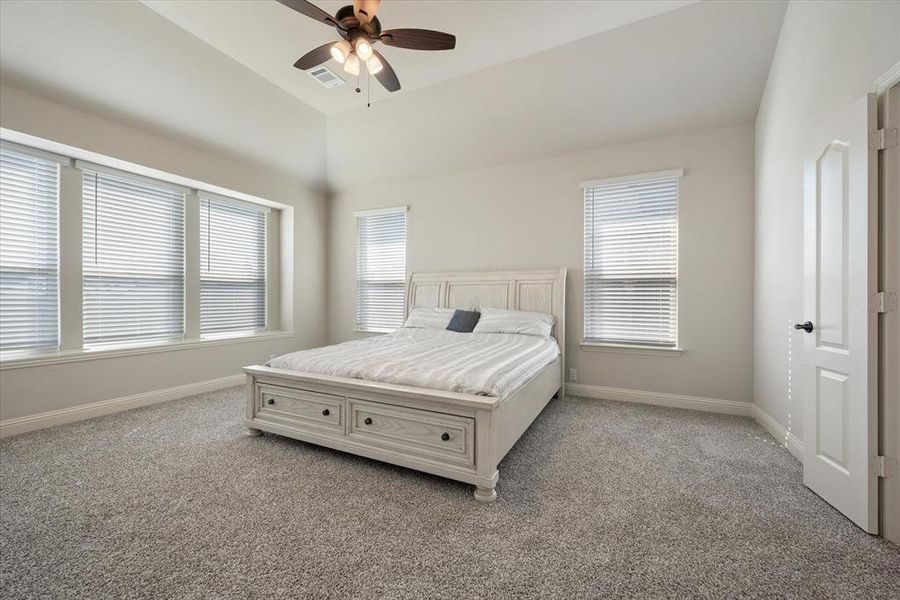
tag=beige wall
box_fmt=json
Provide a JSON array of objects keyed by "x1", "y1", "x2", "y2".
[
  {"x1": 0, "y1": 84, "x2": 329, "y2": 421},
  {"x1": 753, "y1": 1, "x2": 900, "y2": 439},
  {"x1": 329, "y1": 124, "x2": 755, "y2": 403}
]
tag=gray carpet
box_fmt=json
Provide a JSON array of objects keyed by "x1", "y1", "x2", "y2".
[{"x1": 1, "y1": 388, "x2": 898, "y2": 599}]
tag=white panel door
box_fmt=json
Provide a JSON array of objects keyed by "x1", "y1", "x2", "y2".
[{"x1": 801, "y1": 94, "x2": 878, "y2": 533}]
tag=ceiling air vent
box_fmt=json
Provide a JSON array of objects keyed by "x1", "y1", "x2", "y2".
[{"x1": 309, "y1": 66, "x2": 345, "y2": 89}]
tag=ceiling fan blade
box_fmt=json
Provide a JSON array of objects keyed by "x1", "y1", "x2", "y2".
[
  {"x1": 276, "y1": 0, "x2": 341, "y2": 29},
  {"x1": 293, "y1": 43, "x2": 334, "y2": 70},
  {"x1": 353, "y1": 0, "x2": 380, "y2": 24},
  {"x1": 379, "y1": 29, "x2": 455, "y2": 51},
  {"x1": 372, "y1": 49, "x2": 400, "y2": 92}
]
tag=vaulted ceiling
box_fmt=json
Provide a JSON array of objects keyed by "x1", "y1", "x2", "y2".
[
  {"x1": 142, "y1": 0, "x2": 698, "y2": 114},
  {"x1": 0, "y1": 0, "x2": 328, "y2": 186},
  {"x1": 1, "y1": 1, "x2": 787, "y2": 191},
  {"x1": 325, "y1": 0, "x2": 788, "y2": 189}
]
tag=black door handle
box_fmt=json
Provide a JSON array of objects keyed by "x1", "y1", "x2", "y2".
[{"x1": 794, "y1": 321, "x2": 814, "y2": 333}]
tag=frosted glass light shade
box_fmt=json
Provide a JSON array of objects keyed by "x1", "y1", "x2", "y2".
[
  {"x1": 343, "y1": 53, "x2": 360, "y2": 76},
  {"x1": 330, "y1": 40, "x2": 351, "y2": 64},
  {"x1": 366, "y1": 55, "x2": 383, "y2": 75},
  {"x1": 355, "y1": 38, "x2": 373, "y2": 61}
]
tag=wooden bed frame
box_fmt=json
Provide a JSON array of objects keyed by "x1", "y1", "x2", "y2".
[{"x1": 243, "y1": 268, "x2": 566, "y2": 502}]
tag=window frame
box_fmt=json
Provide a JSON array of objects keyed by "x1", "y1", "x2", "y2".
[
  {"x1": 580, "y1": 169, "x2": 683, "y2": 354},
  {"x1": 354, "y1": 205, "x2": 408, "y2": 334},
  {"x1": 0, "y1": 134, "x2": 289, "y2": 367}
]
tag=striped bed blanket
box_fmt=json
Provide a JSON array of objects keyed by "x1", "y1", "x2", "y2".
[{"x1": 267, "y1": 327, "x2": 560, "y2": 398}]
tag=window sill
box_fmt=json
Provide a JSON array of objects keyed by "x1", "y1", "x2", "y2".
[
  {"x1": 580, "y1": 342, "x2": 683, "y2": 357},
  {"x1": 0, "y1": 330, "x2": 295, "y2": 370}
]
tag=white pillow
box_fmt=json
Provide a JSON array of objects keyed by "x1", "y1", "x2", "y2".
[
  {"x1": 403, "y1": 307, "x2": 456, "y2": 330},
  {"x1": 473, "y1": 307, "x2": 554, "y2": 338}
]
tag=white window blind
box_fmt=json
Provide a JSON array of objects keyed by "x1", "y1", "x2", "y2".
[
  {"x1": 0, "y1": 144, "x2": 60, "y2": 352},
  {"x1": 82, "y1": 167, "x2": 185, "y2": 347},
  {"x1": 356, "y1": 208, "x2": 407, "y2": 332},
  {"x1": 200, "y1": 195, "x2": 266, "y2": 336},
  {"x1": 583, "y1": 171, "x2": 680, "y2": 347}
]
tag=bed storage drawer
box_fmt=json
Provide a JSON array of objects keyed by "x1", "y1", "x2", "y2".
[
  {"x1": 348, "y1": 399, "x2": 475, "y2": 467},
  {"x1": 257, "y1": 384, "x2": 343, "y2": 433}
]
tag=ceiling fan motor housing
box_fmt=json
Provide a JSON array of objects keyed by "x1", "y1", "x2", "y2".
[{"x1": 335, "y1": 5, "x2": 382, "y2": 39}]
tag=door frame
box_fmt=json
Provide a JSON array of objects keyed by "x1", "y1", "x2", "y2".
[{"x1": 875, "y1": 62, "x2": 900, "y2": 544}]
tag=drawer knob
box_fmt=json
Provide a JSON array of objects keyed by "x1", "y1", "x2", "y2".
[
  {"x1": 364, "y1": 417, "x2": 373, "y2": 425},
  {"x1": 267, "y1": 398, "x2": 275, "y2": 405},
  {"x1": 322, "y1": 409, "x2": 330, "y2": 416},
  {"x1": 441, "y1": 432, "x2": 450, "y2": 442}
]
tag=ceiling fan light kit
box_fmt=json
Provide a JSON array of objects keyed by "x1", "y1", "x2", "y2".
[{"x1": 278, "y1": 0, "x2": 456, "y2": 94}]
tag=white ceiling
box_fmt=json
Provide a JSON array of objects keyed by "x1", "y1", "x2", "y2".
[
  {"x1": 0, "y1": 0, "x2": 788, "y2": 193},
  {"x1": 142, "y1": 0, "x2": 697, "y2": 115},
  {"x1": 326, "y1": 0, "x2": 788, "y2": 190}
]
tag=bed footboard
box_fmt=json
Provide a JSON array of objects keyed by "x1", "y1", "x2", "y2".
[{"x1": 243, "y1": 359, "x2": 560, "y2": 502}]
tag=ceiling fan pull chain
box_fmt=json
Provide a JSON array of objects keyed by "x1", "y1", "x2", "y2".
[{"x1": 367, "y1": 69, "x2": 371, "y2": 108}]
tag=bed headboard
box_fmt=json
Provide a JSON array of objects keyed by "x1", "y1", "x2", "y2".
[{"x1": 407, "y1": 268, "x2": 568, "y2": 394}]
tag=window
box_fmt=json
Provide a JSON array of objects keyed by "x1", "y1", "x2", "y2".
[
  {"x1": 356, "y1": 207, "x2": 407, "y2": 332},
  {"x1": 200, "y1": 195, "x2": 267, "y2": 336},
  {"x1": 0, "y1": 135, "x2": 283, "y2": 365},
  {"x1": 82, "y1": 166, "x2": 186, "y2": 347},
  {"x1": 0, "y1": 143, "x2": 60, "y2": 352},
  {"x1": 583, "y1": 170, "x2": 680, "y2": 348}
]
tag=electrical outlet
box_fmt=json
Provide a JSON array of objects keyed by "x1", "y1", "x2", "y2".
[{"x1": 568, "y1": 368, "x2": 578, "y2": 382}]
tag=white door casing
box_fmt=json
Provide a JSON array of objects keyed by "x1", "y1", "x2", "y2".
[
  {"x1": 880, "y1": 81, "x2": 900, "y2": 545},
  {"x1": 801, "y1": 93, "x2": 878, "y2": 534}
]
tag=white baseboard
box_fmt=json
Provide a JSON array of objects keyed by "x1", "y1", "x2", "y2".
[
  {"x1": 751, "y1": 404, "x2": 804, "y2": 461},
  {"x1": 0, "y1": 374, "x2": 244, "y2": 439},
  {"x1": 565, "y1": 383, "x2": 803, "y2": 461},
  {"x1": 565, "y1": 383, "x2": 752, "y2": 416},
  {"x1": 1, "y1": 375, "x2": 807, "y2": 464}
]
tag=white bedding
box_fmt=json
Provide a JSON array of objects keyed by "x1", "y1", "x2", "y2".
[{"x1": 267, "y1": 328, "x2": 560, "y2": 398}]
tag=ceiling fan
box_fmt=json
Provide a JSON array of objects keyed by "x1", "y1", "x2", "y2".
[{"x1": 277, "y1": 0, "x2": 456, "y2": 93}]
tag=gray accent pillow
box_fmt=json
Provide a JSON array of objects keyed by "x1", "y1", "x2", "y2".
[{"x1": 446, "y1": 309, "x2": 480, "y2": 333}]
